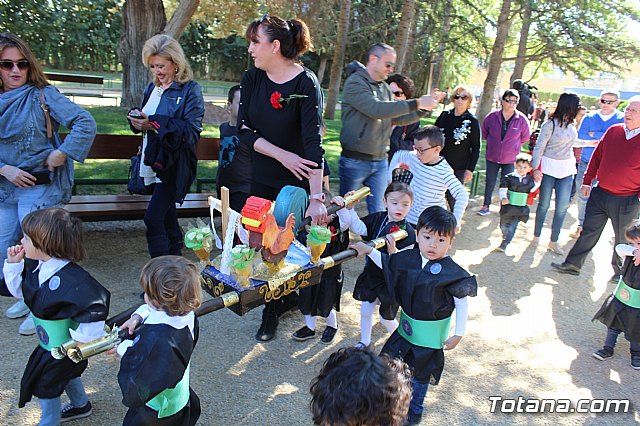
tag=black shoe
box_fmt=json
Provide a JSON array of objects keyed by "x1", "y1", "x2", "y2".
[
  {"x1": 292, "y1": 326, "x2": 316, "y2": 341},
  {"x1": 632, "y1": 355, "x2": 640, "y2": 370},
  {"x1": 320, "y1": 326, "x2": 338, "y2": 344},
  {"x1": 61, "y1": 401, "x2": 92, "y2": 423},
  {"x1": 404, "y1": 412, "x2": 422, "y2": 426},
  {"x1": 551, "y1": 262, "x2": 581, "y2": 276},
  {"x1": 256, "y1": 311, "x2": 279, "y2": 342},
  {"x1": 354, "y1": 341, "x2": 373, "y2": 351},
  {"x1": 592, "y1": 346, "x2": 614, "y2": 361}
]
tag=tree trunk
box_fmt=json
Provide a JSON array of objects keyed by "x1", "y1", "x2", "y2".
[
  {"x1": 394, "y1": 0, "x2": 415, "y2": 74},
  {"x1": 165, "y1": 0, "x2": 201, "y2": 39},
  {"x1": 510, "y1": 1, "x2": 532, "y2": 85},
  {"x1": 118, "y1": 0, "x2": 166, "y2": 107},
  {"x1": 476, "y1": 0, "x2": 514, "y2": 124},
  {"x1": 324, "y1": 0, "x2": 351, "y2": 120},
  {"x1": 430, "y1": 0, "x2": 452, "y2": 91},
  {"x1": 317, "y1": 56, "x2": 328, "y2": 86}
]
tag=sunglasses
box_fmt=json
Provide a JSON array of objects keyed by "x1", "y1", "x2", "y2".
[
  {"x1": 0, "y1": 60, "x2": 29, "y2": 71},
  {"x1": 393, "y1": 91, "x2": 404, "y2": 97},
  {"x1": 259, "y1": 14, "x2": 273, "y2": 24},
  {"x1": 600, "y1": 98, "x2": 617, "y2": 105},
  {"x1": 453, "y1": 94, "x2": 469, "y2": 100},
  {"x1": 414, "y1": 145, "x2": 438, "y2": 154},
  {"x1": 502, "y1": 98, "x2": 518, "y2": 104}
]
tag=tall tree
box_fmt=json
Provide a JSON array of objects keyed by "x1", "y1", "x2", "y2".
[
  {"x1": 476, "y1": 0, "x2": 515, "y2": 123},
  {"x1": 324, "y1": 0, "x2": 351, "y2": 120},
  {"x1": 118, "y1": 0, "x2": 200, "y2": 107},
  {"x1": 430, "y1": 0, "x2": 452, "y2": 90},
  {"x1": 509, "y1": 0, "x2": 532, "y2": 85},
  {"x1": 394, "y1": 0, "x2": 416, "y2": 73}
]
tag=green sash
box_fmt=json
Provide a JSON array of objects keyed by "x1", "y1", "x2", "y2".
[
  {"x1": 397, "y1": 310, "x2": 452, "y2": 349},
  {"x1": 32, "y1": 316, "x2": 78, "y2": 351},
  {"x1": 146, "y1": 363, "x2": 190, "y2": 418},
  {"x1": 613, "y1": 278, "x2": 640, "y2": 309},
  {"x1": 507, "y1": 190, "x2": 528, "y2": 207}
]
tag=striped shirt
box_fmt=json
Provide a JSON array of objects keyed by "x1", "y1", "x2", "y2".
[{"x1": 389, "y1": 150, "x2": 469, "y2": 226}]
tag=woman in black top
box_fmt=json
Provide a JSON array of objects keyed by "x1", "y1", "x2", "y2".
[
  {"x1": 435, "y1": 85, "x2": 481, "y2": 183},
  {"x1": 435, "y1": 85, "x2": 480, "y2": 209},
  {"x1": 239, "y1": 14, "x2": 326, "y2": 342}
]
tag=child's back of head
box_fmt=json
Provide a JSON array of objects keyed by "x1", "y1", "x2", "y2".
[
  {"x1": 310, "y1": 347, "x2": 411, "y2": 426},
  {"x1": 21, "y1": 208, "x2": 86, "y2": 262},
  {"x1": 140, "y1": 256, "x2": 202, "y2": 317}
]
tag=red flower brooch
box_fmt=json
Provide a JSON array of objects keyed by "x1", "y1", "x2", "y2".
[
  {"x1": 388, "y1": 225, "x2": 401, "y2": 234},
  {"x1": 270, "y1": 91, "x2": 308, "y2": 109}
]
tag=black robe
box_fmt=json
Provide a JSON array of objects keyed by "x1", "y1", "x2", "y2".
[
  {"x1": 298, "y1": 216, "x2": 350, "y2": 317},
  {"x1": 380, "y1": 250, "x2": 477, "y2": 384},
  {"x1": 11, "y1": 259, "x2": 110, "y2": 407},
  {"x1": 118, "y1": 318, "x2": 200, "y2": 426},
  {"x1": 594, "y1": 256, "x2": 640, "y2": 342},
  {"x1": 499, "y1": 172, "x2": 535, "y2": 224},
  {"x1": 353, "y1": 212, "x2": 416, "y2": 319}
]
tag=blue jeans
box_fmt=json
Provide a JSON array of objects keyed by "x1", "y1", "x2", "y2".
[
  {"x1": 483, "y1": 161, "x2": 514, "y2": 207},
  {"x1": 39, "y1": 377, "x2": 88, "y2": 426},
  {"x1": 604, "y1": 327, "x2": 640, "y2": 354},
  {"x1": 143, "y1": 183, "x2": 182, "y2": 258},
  {"x1": 339, "y1": 156, "x2": 387, "y2": 214},
  {"x1": 408, "y1": 378, "x2": 430, "y2": 418},
  {"x1": 574, "y1": 160, "x2": 590, "y2": 226},
  {"x1": 500, "y1": 219, "x2": 519, "y2": 245},
  {"x1": 0, "y1": 185, "x2": 60, "y2": 279},
  {"x1": 534, "y1": 173, "x2": 573, "y2": 242}
]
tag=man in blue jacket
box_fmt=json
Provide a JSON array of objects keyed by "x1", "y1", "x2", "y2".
[{"x1": 570, "y1": 89, "x2": 624, "y2": 239}]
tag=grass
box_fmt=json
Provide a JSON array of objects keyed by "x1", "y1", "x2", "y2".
[{"x1": 71, "y1": 106, "x2": 453, "y2": 195}]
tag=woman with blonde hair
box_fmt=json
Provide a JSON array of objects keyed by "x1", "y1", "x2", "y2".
[
  {"x1": 127, "y1": 34, "x2": 205, "y2": 258},
  {"x1": 0, "y1": 32, "x2": 96, "y2": 336}
]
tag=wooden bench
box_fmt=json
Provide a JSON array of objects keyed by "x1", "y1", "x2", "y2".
[
  {"x1": 45, "y1": 72, "x2": 119, "y2": 105},
  {"x1": 63, "y1": 134, "x2": 220, "y2": 222}
]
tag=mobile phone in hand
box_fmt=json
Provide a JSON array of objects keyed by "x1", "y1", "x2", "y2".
[{"x1": 128, "y1": 111, "x2": 144, "y2": 119}]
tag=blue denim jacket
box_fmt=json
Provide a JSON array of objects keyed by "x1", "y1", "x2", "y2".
[{"x1": 0, "y1": 84, "x2": 96, "y2": 204}]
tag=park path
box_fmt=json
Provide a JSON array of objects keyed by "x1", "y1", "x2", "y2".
[{"x1": 0, "y1": 199, "x2": 638, "y2": 425}]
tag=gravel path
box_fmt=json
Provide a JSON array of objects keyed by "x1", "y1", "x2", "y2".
[{"x1": 0, "y1": 200, "x2": 638, "y2": 425}]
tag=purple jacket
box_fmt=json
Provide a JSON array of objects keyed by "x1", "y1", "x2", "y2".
[{"x1": 481, "y1": 109, "x2": 531, "y2": 164}]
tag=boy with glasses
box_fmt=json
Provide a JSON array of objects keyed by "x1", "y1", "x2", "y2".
[
  {"x1": 478, "y1": 89, "x2": 531, "y2": 216},
  {"x1": 570, "y1": 89, "x2": 623, "y2": 239}
]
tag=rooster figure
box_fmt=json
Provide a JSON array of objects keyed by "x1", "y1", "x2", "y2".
[
  {"x1": 260, "y1": 213, "x2": 295, "y2": 265},
  {"x1": 241, "y1": 196, "x2": 296, "y2": 267}
]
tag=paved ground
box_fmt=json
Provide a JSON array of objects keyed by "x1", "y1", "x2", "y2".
[{"x1": 0, "y1": 198, "x2": 638, "y2": 425}]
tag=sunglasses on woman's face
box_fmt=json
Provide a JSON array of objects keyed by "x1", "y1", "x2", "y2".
[
  {"x1": 453, "y1": 94, "x2": 468, "y2": 100},
  {"x1": 0, "y1": 60, "x2": 29, "y2": 71},
  {"x1": 393, "y1": 91, "x2": 404, "y2": 97}
]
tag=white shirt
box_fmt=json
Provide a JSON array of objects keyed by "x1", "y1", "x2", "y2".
[{"x1": 140, "y1": 88, "x2": 163, "y2": 185}]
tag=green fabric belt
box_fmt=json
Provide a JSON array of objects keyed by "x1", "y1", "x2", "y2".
[
  {"x1": 146, "y1": 363, "x2": 190, "y2": 418},
  {"x1": 613, "y1": 278, "x2": 640, "y2": 309},
  {"x1": 32, "y1": 316, "x2": 78, "y2": 351},
  {"x1": 508, "y1": 190, "x2": 528, "y2": 206},
  {"x1": 397, "y1": 310, "x2": 451, "y2": 349}
]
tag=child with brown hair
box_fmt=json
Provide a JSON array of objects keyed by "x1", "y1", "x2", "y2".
[
  {"x1": 2, "y1": 207, "x2": 110, "y2": 424},
  {"x1": 310, "y1": 347, "x2": 412, "y2": 426},
  {"x1": 117, "y1": 255, "x2": 202, "y2": 425}
]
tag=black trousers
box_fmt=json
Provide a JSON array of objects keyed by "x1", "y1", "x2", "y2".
[{"x1": 565, "y1": 186, "x2": 640, "y2": 274}]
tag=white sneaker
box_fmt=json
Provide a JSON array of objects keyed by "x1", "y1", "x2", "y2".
[
  {"x1": 6, "y1": 300, "x2": 29, "y2": 319},
  {"x1": 19, "y1": 314, "x2": 36, "y2": 336},
  {"x1": 548, "y1": 242, "x2": 565, "y2": 255}
]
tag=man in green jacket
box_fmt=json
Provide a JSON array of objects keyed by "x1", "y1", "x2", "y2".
[{"x1": 339, "y1": 43, "x2": 442, "y2": 213}]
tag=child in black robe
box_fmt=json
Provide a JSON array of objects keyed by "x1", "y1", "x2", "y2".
[
  {"x1": 117, "y1": 256, "x2": 202, "y2": 426},
  {"x1": 352, "y1": 176, "x2": 416, "y2": 350},
  {"x1": 497, "y1": 153, "x2": 539, "y2": 252},
  {"x1": 592, "y1": 221, "x2": 640, "y2": 368},
  {"x1": 2, "y1": 208, "x2": 110, "y2": 424},
  {"x1": 293, "y1": 190, "x2": 367, "y2": 344},
  {"x1": 352, "y1": 206, "x2": 477, "y2": 425}
]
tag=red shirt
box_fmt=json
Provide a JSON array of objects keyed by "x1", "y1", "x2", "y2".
[{"x1": 584, "y1": 124, "x2": 640, "y2": 196}]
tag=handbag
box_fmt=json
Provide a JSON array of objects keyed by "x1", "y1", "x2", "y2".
[{"x1": 128, "y1": 146, "x2": 153, "y2": 195}]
